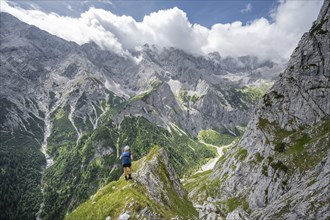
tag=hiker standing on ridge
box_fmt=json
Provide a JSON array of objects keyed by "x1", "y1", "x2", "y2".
[{"x1": 120, "y1": 145, "x2": 133, "y2": 180}]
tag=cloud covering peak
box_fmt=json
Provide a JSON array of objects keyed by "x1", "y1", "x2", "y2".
[{"x1": 1, "y1": 0, "x2": 323, "y2": 63}]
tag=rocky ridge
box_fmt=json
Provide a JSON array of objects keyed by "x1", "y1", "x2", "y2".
[{"x1": 65, "y1": 147, "x2": 198, "y2": 220}]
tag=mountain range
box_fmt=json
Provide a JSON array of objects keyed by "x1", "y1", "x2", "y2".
[
  {"x1": 0, "y1": 1, "x2": 329, "y2": 219},
  {"x1": 0, "y1": 11, "x2": 276, "y2": 220}
]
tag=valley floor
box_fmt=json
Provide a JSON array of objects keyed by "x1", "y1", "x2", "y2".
[{"x1": 194, "y1": 141, "x2": 235, "y2": 174}]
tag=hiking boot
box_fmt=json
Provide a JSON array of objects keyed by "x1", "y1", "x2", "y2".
[
  {"x1": 128, "y1": 174, "x2": 132, "y2": 179},
  {"x1": 125, "y1": 176, "x2": 128, "y2": 181}
]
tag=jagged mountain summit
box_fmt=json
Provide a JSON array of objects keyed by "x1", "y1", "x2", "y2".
[
  {"x1": 0, "y1": 11, "x2": 278, "y2": 220},
  {"x1": 187, "y1": 1, "x2": 330, "y2": 219},
  {"x1": 0, "y1": 11, "x2": 279, "y2": 137}
]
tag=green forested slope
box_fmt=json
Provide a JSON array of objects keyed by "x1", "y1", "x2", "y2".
[
  {"x1": 0, "y1": 98, "x2": 45, "y2": 220},
  {"x1": 41, "y1": 102, "x2": 214, "y2": 220}
]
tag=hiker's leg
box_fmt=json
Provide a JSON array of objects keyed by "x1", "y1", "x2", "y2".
[
  {"x1": 128, "y1": 166, "x2": 132, "y2": 179},
  {"x1": 124, "y1": 167, "x2": 127, "y2": 176}
]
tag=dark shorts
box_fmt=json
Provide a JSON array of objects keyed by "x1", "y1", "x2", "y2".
[{"x1": 123, "y1": 163, "x2": 131, "y2": 168}]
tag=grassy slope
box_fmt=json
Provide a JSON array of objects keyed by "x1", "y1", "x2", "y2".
[
  {"x1": 239, "y1": 83, "x2": 272, "y2": 104},
  {"x1": 198, "y1": 129, "x2": 243, "y2": 146},
  {"x1": 65, "y1": 147, "x2": 198, "y2": 220},
  {"x1": 256, "y1": 118, "x2": 330, "y2": 175}
]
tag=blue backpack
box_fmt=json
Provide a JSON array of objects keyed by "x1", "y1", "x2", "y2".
[{"x1": 121, "y1": 151, "x2": 131, "y2": 165}]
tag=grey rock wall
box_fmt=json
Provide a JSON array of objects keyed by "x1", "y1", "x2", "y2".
[{"x1": 203, "y1": 2, "x2": 330, "y2": 219}]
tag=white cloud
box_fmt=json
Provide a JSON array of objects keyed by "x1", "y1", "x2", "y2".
[
  {"x1": 241, "y1": 3, "x2": 252, "y2": 14},
  {"x1": 0, "y1": 0, "x2": 323, "y2": 63}
]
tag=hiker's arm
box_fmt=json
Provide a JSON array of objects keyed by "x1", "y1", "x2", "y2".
[{"x1": 130, "y1": 154, "x2": 133, "y2": 161}]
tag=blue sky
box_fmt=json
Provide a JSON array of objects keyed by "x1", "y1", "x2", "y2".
[
  {"x1": 1, "y1": 0, "x2": 323, "y2": 63},
  {"x1": 8, "y1": 0, "x2": 278, "y2": 27}
]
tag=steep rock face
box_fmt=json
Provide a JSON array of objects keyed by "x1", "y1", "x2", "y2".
[
  {"x1": 65, "y1": 147, "x2": 198, "y2": 220},
  {"x1": 132, "y1": 45, "x2": 278, "y2": 135},
  {"x1": 135, "y1": 148, "x2": 185, "y2": 206},
  {"x1": 194, "y1": 2, "x2": 330, "y2": 219}
]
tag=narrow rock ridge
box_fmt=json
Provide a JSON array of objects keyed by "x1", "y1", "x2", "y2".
[
  {"x1": 66, "y1": 147, "x2": 198, "y2": 220},
  {"x1": 135, "y1": 148, "x2": 185, "y2": 203}
]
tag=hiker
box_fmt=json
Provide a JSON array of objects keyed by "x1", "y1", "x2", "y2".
[{"x1": 120, "y1": 145, "x2": 133, "y2": 180}]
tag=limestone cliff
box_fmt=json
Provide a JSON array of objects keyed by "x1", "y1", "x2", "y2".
[{"x1": 187, "y1": 1, "x2": 330, "y2": 219}]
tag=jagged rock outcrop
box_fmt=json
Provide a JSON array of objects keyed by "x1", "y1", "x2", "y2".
[
  {"x1": 190, "y1": 1, "x2": 330, "y2": 219},
  {"x1": 65, "y1": 147, "x2": 198, "y2": 220},
  {"x1": 135, "y1": 148, "x2": 184, "y2": 204}
]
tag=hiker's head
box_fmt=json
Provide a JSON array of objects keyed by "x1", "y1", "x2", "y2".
[{"x1": 124, "y1": 145, "x2": 130, "y2": 151}]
